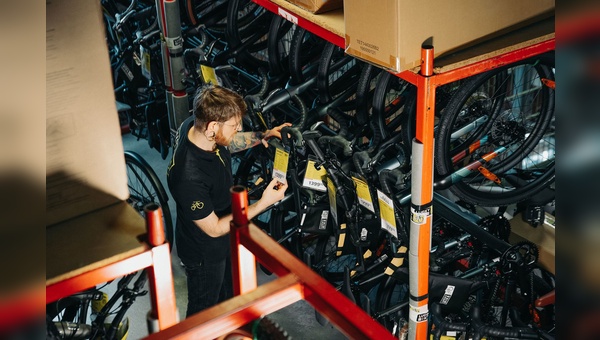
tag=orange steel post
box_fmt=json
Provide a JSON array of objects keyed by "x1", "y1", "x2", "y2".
[
  {"x1": 230, "y1": 186, "x2": 257, "y2": 295},
  {"x1": 145, "y1": 204, "x2": 179, "y2": 331},
  {"x1": 408, "y1": 46, "x2": 436, "y2": 340}
]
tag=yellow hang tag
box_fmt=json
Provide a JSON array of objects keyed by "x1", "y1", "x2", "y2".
[
  {"x1": 352, "y1": 176, "x2": 374, "y2": 212},
  {"x1": 303, "y1": 159, "x2": 327, "y2": 191},
  {"x1": 200, "y1": 64, "x2": 219, "y2": 85},
  {"x1": 273, "y1": 148, "x2": 289, "y2": 183}
]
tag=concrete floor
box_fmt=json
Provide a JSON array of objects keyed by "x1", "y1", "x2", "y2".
[{"x1": 121, "y1": 132, "x2": 348, "y2": 339}]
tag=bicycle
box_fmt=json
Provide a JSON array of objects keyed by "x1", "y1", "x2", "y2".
[
  {"x1": 125, "y1": 150, "x2": 174, "y2": 246},
  {"x1": 46, "y1": 270, "x2": 148, "y2": 340}
]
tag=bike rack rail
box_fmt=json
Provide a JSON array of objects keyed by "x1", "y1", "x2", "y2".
[{"x1": 143, "y1": 186, "x2": 396, "y2": 339}]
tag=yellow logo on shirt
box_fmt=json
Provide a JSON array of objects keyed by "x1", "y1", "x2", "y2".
[{"x1": 191, "y1": 201, "x2": 204, "y2": 211}]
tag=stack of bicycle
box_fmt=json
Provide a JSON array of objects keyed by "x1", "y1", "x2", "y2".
[{"x1": 99, "y1": 0, "x2": 556, "y2": 339}]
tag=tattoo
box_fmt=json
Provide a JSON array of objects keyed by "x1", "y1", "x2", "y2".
[{"x1": 228, "y1": 131, "x2": 264, "y2": 153}]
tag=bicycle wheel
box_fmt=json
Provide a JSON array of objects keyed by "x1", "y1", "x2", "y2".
[
  {"x1": 288, "y1": 27, "x2": 326, "y2": 86},
  {"x1": 435, "y1": 53, "x2": 555, "y2": 206},
  {"x1": 125, "y1": 151, "x2": 174, "y2": 247},
  {"x1": 371, "y1": 71, "x2": 417, "y2": 149},
  {"x1": 267, "y1": 15, "x2": 296, "y2": 86},
  {"x1": 317, "y1": 42, "x2": 362, "y2": 107},
  {"x1": 182, "y1": 0, "x2": 228, "y2": 34},
  {"x1": 225, "y1": 0, "x2": 272, "y2": 70},
  {"x1": 354, "y1": 64, "x2": 385, "y2": 150},
  {"x1": 374, "y1": 275, "x2": 409, "y2": 335}
]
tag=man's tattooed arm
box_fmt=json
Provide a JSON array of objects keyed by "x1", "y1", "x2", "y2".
[{"x1": 228, "y1": 131, "x2": 265, "y2": 153}]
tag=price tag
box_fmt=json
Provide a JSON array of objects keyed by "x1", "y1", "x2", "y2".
[
  {"x1": 302, "y1": 159, "x2": 327, "y2": 192},
  {"x1": 273, "y1": 148, "x2": 289, "y2": 183},
  {"x1": 200, "y1": 65, "x2": 219, "y2": 85},
  {"x1": 352, "y1": 176, "x2": 374, "y2": 212},
  {"x1": 327, "y1": 177, "x2": 338, "y2": 226},
  {"x1": 377, "y1": 189, "x2": 397, "y2": 238}
]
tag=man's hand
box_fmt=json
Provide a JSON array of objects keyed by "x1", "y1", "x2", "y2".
[
  {"x1": 259, "y1": 178, "x2": 288, "y2": 207},
  {"x1": 261, "y1": 122, "x2": 293, "y2": 148}
]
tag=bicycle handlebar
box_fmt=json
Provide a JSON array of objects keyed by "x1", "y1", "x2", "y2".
[
  {"x1": 281, "y1": 126, "x2": 303, "y2": 148},
  {"x1": 317, "y1": 135, "x2": 352, "y2": 157}
]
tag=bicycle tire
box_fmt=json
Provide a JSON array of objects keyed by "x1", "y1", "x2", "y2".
[
  {"x1": 317, "y1": 42, "x2": 362, "y2": 108},
  {"x1": 374, "y1": 275, "x2": 409, "y2": 335},
  {"x1": 435, "y1": 53, "x2": 555, "y2": 206},
  {"x1": 125, "y1": 150, "x2": 174, "y2": 247},
  {"x1": 354, "y1": 63, "x2": 385, "y2": 151},
  {"x1": 182, "y1": 0, "x2": 228, "y2": 34},
  {"x1": 312, "y1": 232, "x2": 359, "y2": 285},
  {"x1": 225, "y1": 0, "x2": 272, "y2": 70},
  {"x1": 355, "y1": 64, "x2": 384, "y2": 127},
  {"x1": 371, "y1": 71, "x2": 417, "y2": 150},
  {"x1": 267, "y1": 15, "x2": 296, "y2": 86},
  {"x1": 288, "y1": 27, "x2": 326, "y2": 86}
]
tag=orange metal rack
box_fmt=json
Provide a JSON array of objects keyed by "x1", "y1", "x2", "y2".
[
  {"x1": 252, "y1": 1, "x2": 554, "y2": 338},
  {"x1": 25, "y1": 2, "x2": 553, "y2": 338},
  {"x1": 143, "y1": 186, "x2": 396, "y2": 339},
  {"x1": 45, "y1": 203, "x2": 179, "y2": 333}
]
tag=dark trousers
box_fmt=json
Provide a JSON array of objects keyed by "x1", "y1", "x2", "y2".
[{"x1": 182, "y1": 256, "x2": 233, "y2": 318}]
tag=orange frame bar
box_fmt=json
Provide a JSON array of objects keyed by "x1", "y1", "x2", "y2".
[
  {"x1": 46, "y1": 205, "x2": 179, "y2": 333},
  {"x1": 144, "y1": 187, "x2": 396, "y2": 340}
]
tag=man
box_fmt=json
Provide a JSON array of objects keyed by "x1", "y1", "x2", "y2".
[{"x1": 167, "y1": 85, "x2": 290, "y2": 317}]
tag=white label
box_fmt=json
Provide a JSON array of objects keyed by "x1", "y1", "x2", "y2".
[
  {"x1": 408, "y1": 304, "x2": 429, "y2": 323},
  {"x1": 319, "y1": 210, "x2": 329, "y2": 230},
  {"x1": 165, "y1": 36, "x2": 183, "y2": 49},
  {"x1": 410, "y1": 206, "x2": 432, "y2": 225},
  {"x1": 278, "y1": 8, "x2": 298, "y2": 25},
  {"x1": 439, "y1": 285, "x2": 455, "y2": 305},
  {"x1": 377, "y1": 190, "x2": 397, "y2": 238}
]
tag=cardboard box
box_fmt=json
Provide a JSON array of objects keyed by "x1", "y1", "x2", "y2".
[
  {"x1": 344, "y1": 0, "x2": 555, "y2": 72},
  {"x1": 47, "y1": 0, "x2": 129, "y2": 226},
  {"x1": 284, "y1": 0, "x2": 343, "y2": 14}
]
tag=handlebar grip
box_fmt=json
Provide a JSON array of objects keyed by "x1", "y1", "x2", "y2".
[
  {"x1": 280, "y1": 126, "x2": 292, "y2": 146},
  {"x1": 281, "y1": 126, "x2": 303, "y2": 148},
  {"x1": 318, "y1": 135, "x2": 352, "y2": 157}
]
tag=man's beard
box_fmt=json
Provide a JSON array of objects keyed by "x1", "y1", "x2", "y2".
[{"x1": 215, "y1": 130, "x2": 231, "y2": 146}]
